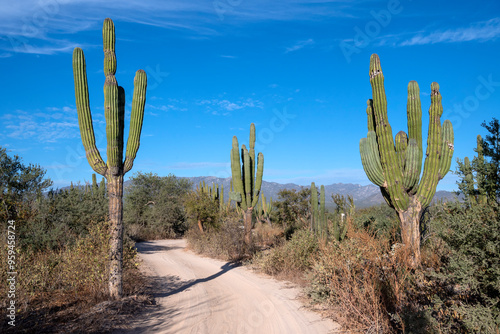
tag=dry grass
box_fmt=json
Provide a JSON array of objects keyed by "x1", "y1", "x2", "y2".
[
  {"x1": 186, "y1": 217, "x2": 249, "y2": 262},
  {"x1": 307, "y1": 224, "x2": 429, "y2": 333},
  {"x1": 0, "y1": 221, "x2": 153, "y2": 333}
]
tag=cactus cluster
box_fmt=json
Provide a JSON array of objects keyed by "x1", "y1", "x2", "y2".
[
  {"x1": 359, "y1": 54, "x2": 453, "y2": 266},
  {"x1": 255, "y1": 193, "x2": 274, "y2": 225},
  {"x1": 458, "y1": 135, "x2": 488, "y2": 205},
  {"x1": 72, "y1": 18, "x2": 147, "y2": 298},
  {"x1": 197, "y1": 181, "x2": 230, "y2": 212},
  {"x1": 229, "y1": 123, "x2": 264, "y2": 245}
]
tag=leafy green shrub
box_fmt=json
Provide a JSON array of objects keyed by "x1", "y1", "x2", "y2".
[
  {"x1": 354, "y1": 203, "x2": 399, "y2": 239},
  {"x1": 253, "y1": 228, "x2": 318, "y2": 277},
  {"x1": 415, "y1": 201, "x2": 500, "y2": 333},
  {"x1": 124, "y1": 172, "x2": 191, "y2": 240}
]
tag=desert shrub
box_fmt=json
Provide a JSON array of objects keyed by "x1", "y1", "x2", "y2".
[
  {"x1": 354, "y1": 203, "x2": 399, "y2": 239},
  {"x1": 124, "y1": 172, "x2": 191, "y2": 240},
  {"x1": 252, "y1": 221, "x2": 284, "y2": 249},
  {"x1": 306, "y1": 226, "x2": 415, "y2": 333},
  {"x1": 184, "y1": 188, "x2": 221, "y2": 233},
  {"x1": 271, "y1": 188, "x2": 311, "y2": 232},
  {"x1": 252, "y1": 228, "x2": 318, "y2": 278},
  {"x1": 186, "y1": 211, "x2": 248, "y2": 261},
  {"x1": 413, "y1": 201, "x2": 500, "y2": 333},
  {"x1": 20, "y1": 183, "x2": 108, "y2": 252},
  {"x1": 0, "y1": 221, "x2": 138, "y2": 305}
]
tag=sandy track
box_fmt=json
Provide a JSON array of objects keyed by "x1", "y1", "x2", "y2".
[{"x1": 121, "y1": 239, "x2": 339, "y2": 334}]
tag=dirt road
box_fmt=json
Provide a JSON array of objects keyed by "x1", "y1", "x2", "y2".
[{"x1": 122, "y1": 239, "x2": 339, "y2": 334}]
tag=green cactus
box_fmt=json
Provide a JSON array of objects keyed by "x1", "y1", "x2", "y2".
[
  {"x1": 310, "y1": 182, "x2": 319, "y2": 233},
  {"x1": 359, "y1": 54, "x2": 454, "y2": 267},
  {"x1": 229, "y1": 123, "x2": 264, "y2": 245},
  {"x1": 457, "y1": 135, "x2": 488, "y2": 205},
  {"x1": 72, "y1": 18, "x2": 147, "y2": 299},
  {"x1": 319, "y1": 185, "x2": 327, "y2": 239},
  {"x1": 255, "y1": 193, "x2": 274, "y2": 225},
  {"x1": 310, "y1": 183, "x2": 328, "y2": 239}
]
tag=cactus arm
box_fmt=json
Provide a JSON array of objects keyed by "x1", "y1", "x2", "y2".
[
  {"x1": 360, "y1": 135, "x2": 384, "y2": 187},
  {"x1": 403, "y1": 139, "x2": 420, "y2": 189},
  {"x1": 249, "y1": 123, "x2": 256, "y2": 199},
  {"x1": 310, "y1": 182, "x2": 318, "y2": 233},
  {"x1": 72, "y1": 48, "x2": 107, "y2": 176},
  {"x1": 366, "y1": 99, "x2": 376, "y2": 132},
  {"x1": 416, "y1": 83, "x2": 443, "y2": 207},
  {"x1": 124, "y1": 70, "x2": 147, "y2": 174},
  {"x1": 242, "y1": 145, "x2": 252, "y2": 208},
  {"x1": 102, "y1": 19, "x2": 123, "y2": 174},
  {"x1": 252, "y1": 152, "x2": 264, "y2": 207},
  {"x1": 406, "y1": 81, "x2": 423, "y2": 194},
  {"x1": 320, "y1": 185, "x2": 326, "y2": 237},
  {"x1": 395, "y1": 131, "x2": 408, "y2": 172},
  {"x1": 369, "y1": 54, "x2": 408, "y2": 211},
  {"x1": 438, "y1": 120, "x2": 454, "y2": 180},
  {"x1": 230, "y1": 136, "x2": 246, "y2": 209}
]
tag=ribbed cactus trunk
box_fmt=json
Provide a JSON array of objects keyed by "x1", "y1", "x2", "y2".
[
  {"x1": 229, "y1": 123, "x2": 264, "y2": 247},
  {"x1": 72, "y1": 18, "x2": 147, "y2": 299},
  {"x1": 359, "y1": 54, "x2": 453, "y2": 267},
  {"x1": 108, "y1": 174, "x2": 124, "y2": 295}
]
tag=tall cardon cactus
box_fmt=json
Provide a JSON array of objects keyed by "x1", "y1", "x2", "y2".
[
  {"x1": 229, "y1": 123, "x2": 264, "y2": 245},
  {"x1": 359, "y1": 54, "x2": 453, "y2": 267},
  {"x1": 72, "y1": 18, "x2": 147, "y2": 299}
]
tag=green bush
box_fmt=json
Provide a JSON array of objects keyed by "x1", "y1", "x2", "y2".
[
  {"x1": 418, "y1": 201, "x2": 500, "y2": 333},
  {"x1": 124, "y1": 172, "x2": 191, "y2": 240},
  {"x1": 253, "y1": 228, "x2": 318, "y2": 277}
]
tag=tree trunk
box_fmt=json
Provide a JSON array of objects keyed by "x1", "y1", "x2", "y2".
[
  {"x1": 244, "y1": 208, "x2": 253, "y2": 245},
  {"x1": 397, "y1": 197, "x2": 423, "y2": 268},
  {"x1": 197, "y1": 219, "x2": 204, "y2": 233},
  {"x1": 108, "y1": 173, "x2": 124, "y2": 299}
]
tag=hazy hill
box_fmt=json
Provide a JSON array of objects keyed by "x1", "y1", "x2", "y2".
[{"x1": 183, "y1": 176, "x2": 459, "y2": 208}]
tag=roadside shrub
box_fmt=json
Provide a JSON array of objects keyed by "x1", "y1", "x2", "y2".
[
  {"x1": 252, "y1": 228, "x2": 318, "y2": 278},
  {"x1": 415, "y1": 201, "x2": 500, "y2": 333},
  {"x1": 124, "y1": 172, "x2": 191, "y2": 240},
  {"x1": 0, "y1": 220, "x2": 139, "y2": 313},
  {"x1": 186, "y1": 212, "x2": 248, "y2": 261}
]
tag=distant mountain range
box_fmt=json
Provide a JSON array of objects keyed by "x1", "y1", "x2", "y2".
[
  {"x1": 64, "y1": 175, "x2": 459, "y2": 208},
  {"x1": 182, "y1": 176, "x2": 459, "y2": 208}
]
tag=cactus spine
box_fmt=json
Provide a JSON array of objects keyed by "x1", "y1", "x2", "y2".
[
  {"x1": 72, "y1": 18, "x2": 147, "y2": 299},
  {"x1": 359, "y1": 54, "x2": 453, "y2": 267},
  {"x1": 229, "y1": 123, "x2": 264, "y2": 245}
]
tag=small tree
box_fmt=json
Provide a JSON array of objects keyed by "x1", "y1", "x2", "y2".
[{"x1": 0, "y1": 146, "x2": 52, "y2": 221}]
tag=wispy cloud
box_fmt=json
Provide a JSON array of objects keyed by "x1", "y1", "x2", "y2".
[
  {"x1": 199, "y1": 98, "x2": 263, "y2": 114},
  {"x1": 2, "y1": 107, "x2": 80, "y2": 143},
  {"x1": 0, "y1": 1, "x2": 349, "y2": 55},
  {"x1": 399, "y1": 18, "x2": 500, "y2": 46},
  {"x1": 285, "y1": 38, "x2": 315, "y2": 53}
]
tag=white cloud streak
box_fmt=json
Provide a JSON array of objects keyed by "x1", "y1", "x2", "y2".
[
  {"x1": 285, "y1": 38, "x2": 315, "y2": 53},
  {"x1": 399, "y1": 18, "x2": 500, "y2": 46}
]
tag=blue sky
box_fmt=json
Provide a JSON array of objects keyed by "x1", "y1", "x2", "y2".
[{"x1": 1, "y1": 0, "x2": 499, "y2": 191}]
